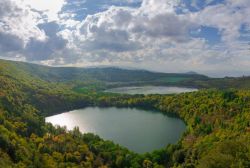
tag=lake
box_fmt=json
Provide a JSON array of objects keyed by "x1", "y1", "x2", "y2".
[
  {"x1": 46, "y1": 107, "x2": 186, "y2": 153},
  {"x1": 104, "y1": 86, "x2": 197, "y2": 95}
]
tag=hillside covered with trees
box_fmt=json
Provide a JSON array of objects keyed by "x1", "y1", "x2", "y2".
[{"x1": 0, "y1": 59, "x2": 249, "y2": 167}]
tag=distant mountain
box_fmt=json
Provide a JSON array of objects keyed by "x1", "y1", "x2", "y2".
[
  {"x1": 2, "y1": 59, "x2": 250, "y2": 89},
  {"x1": 185, "y1": 71, "x2": 199, "y2": 75},
  {"x1": 0, "y1": 59, "x2": 208, "y2": 85}
]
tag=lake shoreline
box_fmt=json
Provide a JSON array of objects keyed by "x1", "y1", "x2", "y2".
[{"x1": 46, "y1": 106, "x2": 186, "y2": 153}]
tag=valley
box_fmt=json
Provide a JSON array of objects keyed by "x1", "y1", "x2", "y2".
[{"x1": 0, "y1": 59, "x2": 249, "y2": 168}]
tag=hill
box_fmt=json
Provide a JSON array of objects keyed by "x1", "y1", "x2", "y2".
[
  {"x1": 0, "y1": 59, "x2": 207, "y2": 84},
  {"x1": 0, "y1": 59, "x2": 249, "y2": 167},
  {"x1": 2, "y1": 59, "x2": 250, "y2": 90}
]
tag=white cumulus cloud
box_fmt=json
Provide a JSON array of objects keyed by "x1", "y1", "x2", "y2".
[{"x1": 0, "y1": 0, "x2": 249, "y2": 76}]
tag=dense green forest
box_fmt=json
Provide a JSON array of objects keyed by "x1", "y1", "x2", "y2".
[{"x1": 0, "y1": 59, "x2": 249, "y2": 167}]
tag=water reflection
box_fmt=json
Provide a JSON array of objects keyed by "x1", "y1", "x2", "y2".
[
  {"x1": 46, "y1": 107, "x2": 186, "y2": 153},
  {"x1": 105, "y1": 86, "x2": 197, "y2": 95}
]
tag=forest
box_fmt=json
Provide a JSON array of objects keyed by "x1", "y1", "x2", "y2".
[{"x1": 0, "y1": 59, "x2": 249, "y2": 168}]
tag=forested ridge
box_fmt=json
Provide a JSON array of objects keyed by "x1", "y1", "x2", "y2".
[{"x1": 0, "y1": 59, "x2": 249, "y2": 167}]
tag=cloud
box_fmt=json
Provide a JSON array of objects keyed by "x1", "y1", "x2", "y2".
[
  {"x1": 39, "y1": 0, "x2": 250, "y2": 77},
  {"x1": 23, "y1": 0, "x2": 66, "y2": 21},
  {"x1": 130, "y1": 13, "x2": 194, "y2": 42},
  {"x1": 0, "y1": 0, "x2": 46, "y2": 45},
  {"x1": 0, "y1": 32, "x2": 24, "y2": 52},
  {"x1": 70, "y1": 7, "x2": 140, "y2": 52},
  {"x1": 140, "y1": 0, "x2": 180, "y2": 14},
  {"x1": 0, "y1": 0, "x2": 250, "y2": 76},
  {"x1": 63, "y1": 1, "x2": 195, "y2": 61},
  {"x1": 25, "y1": 22, "x2": 68, "y2": 61},
  {"x1": 0, "y1": 0, "x2": 69, "y2": 61}
]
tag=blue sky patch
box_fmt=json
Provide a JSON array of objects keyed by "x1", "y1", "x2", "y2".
[
  {"x1": 239, "y1": 24, "x2": 250, "y2": 41},
  {"x1": 190, "y1": 26, "x2": 221, "y2": 44},
  {"x1": 62, "y1": 0, "x2": 142, "y2": 20},
  {"x1": 180, "y1": 0, "x2": 225, "y2": 12}
]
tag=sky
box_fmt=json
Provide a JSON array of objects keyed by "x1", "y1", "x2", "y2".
[{"x1": 0, "y1": 0, "x2": 249, "y2": 77}]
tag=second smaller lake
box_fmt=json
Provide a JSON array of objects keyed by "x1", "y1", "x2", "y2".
[{"x1": 105, "y1": 86, "x2": 197, "y2": 95}]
